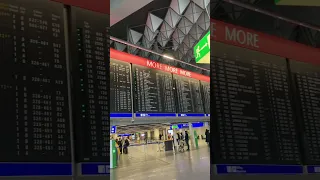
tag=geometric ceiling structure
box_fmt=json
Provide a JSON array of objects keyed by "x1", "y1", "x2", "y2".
[{"x1": 110, "y1": 0, "x2": 210, "y2": 75}]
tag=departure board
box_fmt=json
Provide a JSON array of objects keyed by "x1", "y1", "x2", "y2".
[
  {"x1": 110, "y1": 59, "x2": 132, "y2": 113},
  {"x1": 210, "y1": 43, "x2": 301, "y2": 165},
  {"x1": 0, "y1": 0, "x2": 70, "y2": 162},
  {"x1": 201, "y1": 81, "x2": 210, "y2": 114},
  {"x1": 290, "y1": 60, "x2": 320, "y2": 164},
  {"x1": 174, "y1": 75, "x2": 204, "y2": 113},
  {"x1": 133, "y1": 65, "x2": 175, "y2": 113},
  {"x1": 71, "y1": 8, "x2": 109, "y2": 162}
]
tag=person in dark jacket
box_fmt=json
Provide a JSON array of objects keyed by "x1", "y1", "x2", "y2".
[
  {"x1": 118, "y1": 138, "x2": 123, "y2": 154},
  {"x1": 177, "y1": 133, "x2": 181, "y2": 145},
  {"x1": 123, "y1": 138, "x2": 130, "y2": 154},
  {"x1": 205, "y1": 129, "x2": 210, "y2": 145},
  {"x1": 185, "y1": 131, "x2": 190, "y2": 151}
]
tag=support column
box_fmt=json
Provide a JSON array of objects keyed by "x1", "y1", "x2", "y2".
[
  {"x1": 188, "y1": 122, "x2": 198, "y2": 149},
  {"x1": 154, "y1": 128, "x2": 160, "y2": 140}
]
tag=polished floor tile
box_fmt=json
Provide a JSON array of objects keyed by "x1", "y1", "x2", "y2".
[{"x1": 111, "y1": 142, "x2": 210, "y2": 180}]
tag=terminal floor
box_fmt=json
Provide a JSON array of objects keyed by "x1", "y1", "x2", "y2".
[{"x1": 111, "y1": 142, "x2": 210, "y2": 180}]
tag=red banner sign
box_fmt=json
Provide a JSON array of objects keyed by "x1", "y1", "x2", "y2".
[
  {"x1": 211, "y1": 19, "x2": 320, "y2": 65},
  {"x1": 51, "y1": 0, "x2": 110, "y2": 14},
  {"x1": 110, "y1": 48, "x2": 210, "y2": 82}
]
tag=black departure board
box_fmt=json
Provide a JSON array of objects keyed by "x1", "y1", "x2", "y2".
[
  {"x1": 201, "y1": 81, "x2": 210, "y2": 114},
  {"x1": 210, "y1": 43, "x2": 301, "y2": 165},
  {"x1": 133, "y1": 65, "x2": 175, "y2": 113},
  {"x1": 290, "y1": 60, "x2": 320, "y2": 164},
  {"x1": 0, "y1": 0, "x2": 70, "y2": 162},
  {"x1": 174, "y1": 75, "x2": 204, "y2": 113},
  {"x1": 110, "y1": 59, "x2": 132, "y2": 113},
  {"x1": 70, "y1": 8, "x2": 109, "y2": 162}
]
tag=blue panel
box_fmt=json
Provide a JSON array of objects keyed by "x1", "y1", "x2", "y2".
[
  {"x1": 135, "y1": 113, "x2": 176, "y2": 117},
  {"x1": 192, "y1": 122, "x2": 204, "y2": 128},
  {"x1": 0, "y1": 163, "x2": 72, "y2": 176},
  {"x1": 206, "y1": 114, "x2": 210, "y2": 117},
  {"x1": 215, "y1": 164, "x2": 303, "y2": 174},
  {"x1": 307, "y1": 166, "x2": 320, "y2": 173},
  {"x1": 81, "y1": 163, "x2": 110, "y2": 175},
  {"x1": 110, "y1": 113, "x2": 132, "y2": 118},
  {"x1": 111, "y1": 126, "x2": 117, "y2": 134},
  {"x1": 178, "y1": 113, "x2": 205, "y2": 117}
]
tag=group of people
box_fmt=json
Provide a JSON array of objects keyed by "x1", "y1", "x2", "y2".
[
  {"x1": 115, "y1": 137, "x2": 130, "y2": 154},
  {"x1": 176, "y1": 131, "x2": 190, "y2": 151}
]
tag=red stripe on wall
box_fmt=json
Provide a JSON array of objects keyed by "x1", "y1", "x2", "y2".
[
  {"x1": 51, "y1": 0, "x2": 110, "y2": 14},
  {"x1": 110, "y1": 48, "x2": 210, "y2": 82},
  {"x1": 211, "y1": 19, "x2": 320, "y2": 64}
]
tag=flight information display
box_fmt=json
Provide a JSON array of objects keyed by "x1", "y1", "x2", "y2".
[
  {"x1": 133, "y1": 65, "x2": 175, "y2": 113},
  {"x1": 290, "y1": 60, "x2": 320, "y2": 165},
  {"x1": 210, "y1": 43, "x2": 301, "y2": 165},
  {"x1": 110, "y1": 59, "x2": 132, "y2": 113},
  {"x1": 174, "y1": 75, "x2": 204, "y2": 113},
  {"x1": 0, "y1": 0, "x2": 70, "y2": 162},
  {"x1": 71, "y1": 8, "x2": 109, "y2": 162},
  {"x1": 201, "y1": 81, "x2": 210, "y2": 114}
]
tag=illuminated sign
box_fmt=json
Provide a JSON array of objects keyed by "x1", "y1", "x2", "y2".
[{"x1": 194, "y1": 31, "x2": 210, "y2": 64}]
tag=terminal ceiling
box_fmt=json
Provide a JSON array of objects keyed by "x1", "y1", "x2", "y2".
[{"x1": 110, "y1": 0, "x2": 210, "y2": 75}]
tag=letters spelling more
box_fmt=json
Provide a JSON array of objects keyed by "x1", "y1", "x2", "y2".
[{"x1": 225, "y1": 26, "x2": 259, "y2": 48}]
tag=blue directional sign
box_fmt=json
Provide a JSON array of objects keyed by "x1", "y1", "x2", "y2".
[{"x1": 111, "y1": 126, "x2": 117, "y2": 134}]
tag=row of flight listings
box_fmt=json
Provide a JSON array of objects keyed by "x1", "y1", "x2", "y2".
[
  {"x1": 0, "y1": 0, "x2": 111, "y2": 176},
  {"x1": 110, "y1": 59, "x2": 210, "y2": 118},
  {"x1": 210, "y1": 42, "x2": 320, "y2": 174}
]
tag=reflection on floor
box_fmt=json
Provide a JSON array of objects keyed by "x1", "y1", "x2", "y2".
[{"x1": 111, "y1": 140, "x2": 210, "y2": 180}]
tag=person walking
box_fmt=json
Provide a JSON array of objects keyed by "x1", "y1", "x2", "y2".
[
  {"x1": 185, "y1": 131, "x2": 190, "y2": 151},
  {"x1": 205, "y1": 129, "x2": 210, "y2": 145},
  {"x1": 176, "y1": 132, "x2": 181, "y2": 145},
  {"x1": 118, "y1": 138, "x2": 123, "y2": 154}
]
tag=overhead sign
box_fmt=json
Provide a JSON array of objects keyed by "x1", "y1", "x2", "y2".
[
  {"x1": 275, "y1": 0, "x2": 320, "y2": 6},
  {"x1": 210, "y1": 19, "x2": 320, "y2": 65},
  {"x1": 194, "y1": 31, "x2": 210, "y2": 64},
  {"x1": 111, "y1": 126, "x2": 117, "y2": 134},
  {"x1": 110, "y1": 49, "x2": 210, "y2": 82}
]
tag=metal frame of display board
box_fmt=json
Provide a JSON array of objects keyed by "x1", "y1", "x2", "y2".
[
  {"x1": 68, "y1": 6, "x2": 110, "y2": 179},
  {"x1": 110, "y1": 116, "x2": 210, "y2": 126}
]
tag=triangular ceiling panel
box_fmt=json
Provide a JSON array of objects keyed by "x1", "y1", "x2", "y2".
[
  {"x1": 172, "y1": 28, "x2": 185, "y2": 43},
  {"x1": 128, "y1": 29, "x2": 143, "y2": 44},
  {"x1": 197, "y1": 11, "x2": 210, "y2": 31},
  {"x1": 114, "y1": 42, "x2": 126, "y2": 52},
  {"x1": 165, "y1": 8, "x2": 181, "y2": 28},
  {"x1": 146, "y1": 13, "x2": 163, "y2": 32},
  {"x1": 192, "y1": 0, "x2": 205, "y2": 9},
  {"x1": 177, "y1": 17, "x2": 193, "y2": 35},
  {"x1": 182, "y1": 34, "x2": 196, "y2": 48},
  {"x1": 128, "y1": 42, "x2": 141, "y2": 55},
  {"x1": 184, "y1": 2, "x2": 203, "y2": 23},
  {"x1": 172, "y1": 38, "x2": 180, "y2": 51},
  {"x1": 189, "y1": 24, "x2": 204, "y2": 40},
  {"x1": 160, "y1": 21, "x2": 175, "y2": 38},
  {"x1": 142, "y1": 36, "x2": 155, "y2": 49},
  {"x1": 144, "y1": 26, "x2": 158, "y2": 41},
  {"x1": 157, "y1": 32, "x2": 169, "y2": 47},
  {"x1": 170, "y1": 0, "x2": 190, "y2": 15}
]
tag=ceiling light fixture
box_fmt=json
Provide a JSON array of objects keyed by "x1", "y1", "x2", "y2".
[{"x1": 163, "y1": 55, "x2": 174, "y2": 60}]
